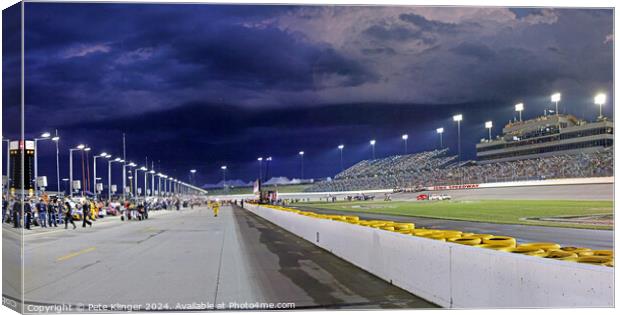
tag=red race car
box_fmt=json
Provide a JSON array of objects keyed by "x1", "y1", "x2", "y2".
[{"x1": 416, "y1": 194, "x2": 429, "y2": 200}]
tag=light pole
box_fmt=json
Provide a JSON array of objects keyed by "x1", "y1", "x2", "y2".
[
  {"x1": 149, "y1": 170, "x2": 155, "y2": 196},
  {"x1": 34, "y1": 132, "x2": 51, "y2": 196},
  {"x1": 62, "y1": 178, "x2": 69, "y2": 195},
  {"x1": 137, "y1": 166, "x2": 148, "y2": 200},
  {"x1": 93, "y1": 152, "x2": 110, "y2": 201},
  {"x1": 452, "y1": 115, "x2": 463, "y2": 163},
  {"x1": 3, "y1": 138, "x2": 9, "y2": 200},
  {"x1": 595, "y1": 93, "x2": 606, "y2": 119},
  {"x1": 436, "y1": 128, "x2": 444, "y2": 149},
  {"x1": 123, "y1": 162, "x2": 136, "y2": 200},
  {"x1": 298, "y1": 151, "x2": 304, "y2": 179},
  {"x1": 257, "y1": 157, "x2": 263, "y2": 180},
  {"x1": 266, "y1": 157, "x2": 272, "y2": 181},
  {"x1": 401, "y1": 134, "x2": 408, "y2": 154},
  {"x1": 369, "y1": 140, "x2": 376, "y2": 160},
  {"x1": 69, "y1": 144, "x2": 87, "y2": 197},
  {"x1": 157, "y1": 173, "x2": 164, "y2": 196},
  {"x1": 485, "y1": 121, "x2": 493, "y2": 141},
  {"x1": 52, "y1": 132, "x2": 60, "y2": 195},
  {"x1": 220, "y1": 166, "x2": 227, "y2": 190},
  {"x1": 189, "y1": 169, "x2": 196, "y2": 185},
  {"x1": 338, "y1": 144, "x2": 344, "y2": 171},
  {"x1": 551, "y1": 93, "x2": 561, "y2": 116},
  {"x1": 515, "y1": 103, "x2": 524, "y2": 122},
  {"x1": 108, "y1": 157, "x2": 123, "y2": 202}
]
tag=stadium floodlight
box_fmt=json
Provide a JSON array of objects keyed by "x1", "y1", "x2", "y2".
[
  {"x1": 337, "y1": 144, "x2": 345, "y2": 171},
  {"x1": 40, "y1": 132, "x2": 51, "y2": 138},
  {"x1": 51, "y1": 136, "x2": 60, "y2": 141},
  {"x1": 140, "y1": 166, "x2": 148, "y2": 171},
  {"x1": 77, "y1": 144, "x2": 85, "y2": 150},
  {"x1": 99, "y1": 152, "x2": 108, "y2": 157},
  {"x1": 551, "y1": 93, "x2": 561, "y2": 103},
  {"x1": 221, "y1": 165, "x2": 227, "y2": 170},
  {"x1": 595, "y1": 93, "x2": 606, "y2": 118},
  {"x1": 190, "y1": 169, "x2": 196, "y2": 174},
  {"x1": 84, "y1": 147, "x2": 91, "y2": 152},
  {"x1": 401, "y1": 134, "x2": 409, "y2": 154},
  {"x1": 452, "y1": 115, "x2": 463, "y2": 162},
  {"x1": 128, "y1": 162, "x2": 137, "y2": 167},
  {"x1": 257, "y1": 157, "x2": 263, "y2": 161},
  {"x1": 298, "y1": 151, "x2": 304, "y2": 156},
  {"x1": 485, "y1": 121, "x2": 493, "y2": 141},
  {"x1": 436, "y1": 128, "x2": 444, "y2": 148},
  {"x1": 369, "y1": 140, "x2": 376, "y2": 159},
  {"x1": 149, "y1": 170, "x2": 155, "y2": 174},
  {"x1": 266, "y1": 157, "x2": 272, "y2": 161},
  {"x1": 515, "y1": 103, "x2": 524, "y2": 121}
]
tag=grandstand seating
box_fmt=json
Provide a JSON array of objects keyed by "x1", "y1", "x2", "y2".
[{"x1": 306, "y1": 147, "x2": 613, "y2": 192}]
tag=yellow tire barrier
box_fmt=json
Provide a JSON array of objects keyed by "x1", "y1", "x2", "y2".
[
  {"x1": 545, "y1": 250, "x2": 579, "y2": 261},
  {"x1": 380, "y1": 226, "x2": 395, "y2": 231},
  {"x1": 398, "y1": 229, "x2": 414, "y2": 234},
  {"x1": 411, "y1": 230, "x2": 434, "y2": 237},
  {"x1": 560, "y1": 247, "x2": 594, "y2": 257},
  {"x1": 448, "y1": 237, "x2": 482, "y2": 246},
  {"x1": 577, "y1": 256, "x2": 612, "y2": 266},
  {"x1": 474, "y1": 244, "x2": 514, "y2": 252},
  {"x1": 508, "y1": 247, "x2": 547, "y2": 257},
  {"x1": 518, "y1": 243, "x2": 561, "y2": 251},
  {"x1": 469, "y1": 234, "x2": 494, "y2": 239},
  {"x1": 482, "y1": 236, "x2": 517, "y2": 247},
  {"x1": 393, "y1": 223, "x2": 415, "y2": 230},
  {"x1": 345, "y1": 216, "x2": 359, "y2": 222},
  {"x1": 592, "y1": 250, "x2": 613, "y2": 257},
  {"x1": 426, "y1": 235, "x2": 446, "y2": 241},
  {"x1": 604, "y1": 261, "x2": 614, "y2": 267}
]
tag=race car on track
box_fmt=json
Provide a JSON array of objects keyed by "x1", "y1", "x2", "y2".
[{"x1": 416, "y1": 194, "x2": 428, "y2": 200}]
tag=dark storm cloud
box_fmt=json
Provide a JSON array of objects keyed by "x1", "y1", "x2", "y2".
[
  {"x1": 399, "y1": 13, "x2": 458, "y2": 33},
  {"x1": 3, "y1": 4, "x2": 613, "y2": 184},
  {"x1": 450, "y1": 42, "x2": 496, "y2": 60}
]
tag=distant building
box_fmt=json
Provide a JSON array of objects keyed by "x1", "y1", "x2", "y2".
[{"x1": 476, "y1": 114, "x2": 613, "y2": 163}]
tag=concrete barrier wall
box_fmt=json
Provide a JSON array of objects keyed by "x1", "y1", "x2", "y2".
[
  {"x1": 244, "y1": 204, "x2": 614, "y2": 308},
  {"x1": 427, "y1": 176, "x2": 614, "y2": 191}
]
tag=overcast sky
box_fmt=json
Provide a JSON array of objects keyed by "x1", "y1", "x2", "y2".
[{"x1": 2, "y1": 3, "x2": 613, "y2": 187}]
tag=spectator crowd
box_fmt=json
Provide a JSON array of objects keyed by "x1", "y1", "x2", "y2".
[{"x1": 307, "y1": 147, "x2": 613, "y2": 192}]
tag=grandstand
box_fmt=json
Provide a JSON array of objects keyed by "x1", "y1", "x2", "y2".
[{"x1": 306, "y1": 147, "x2": 613, "y2": 192}]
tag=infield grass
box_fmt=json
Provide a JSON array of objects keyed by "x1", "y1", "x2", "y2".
[{"x1": 298, "y1": 200, "x2": 613, "y2": 229}]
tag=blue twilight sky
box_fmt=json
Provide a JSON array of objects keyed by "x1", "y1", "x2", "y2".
[{"x1": 2, "y1": 3, "x2": 613, "y2": 188}]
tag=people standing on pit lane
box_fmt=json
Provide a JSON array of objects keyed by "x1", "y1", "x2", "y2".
[
  {"x1": 24, "y1": 199, "x2": 32, "y2": 230},
  {"x1": 12, "y1": 198, "x2": 21, "y2": 228},
  {"x1": 82, "y1": 200, "x2": 92, "y2": 228},
  {"x1": 62, "y1": 200, "x2": 77, "y2": 229},
  {"x1": 36, "y1": 198, "x2": 48, "y2": 228},
  {"x1": 48, "y1": 199, "x2": 58, "y2": 227}
]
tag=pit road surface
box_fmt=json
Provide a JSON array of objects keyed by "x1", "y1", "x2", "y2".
[{"x1": 4, "y1": 206, "x2": 436, "y2": 311}]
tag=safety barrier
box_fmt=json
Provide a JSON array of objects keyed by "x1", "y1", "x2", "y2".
[{"x1": 244, "y1": 203, "x2": 613, "y2": 308}]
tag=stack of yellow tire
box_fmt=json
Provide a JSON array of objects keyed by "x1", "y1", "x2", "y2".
[{"x1": 264, "y1": 205, "x2": 613, "y2": 267}]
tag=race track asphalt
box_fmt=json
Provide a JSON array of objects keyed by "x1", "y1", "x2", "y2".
[
  {"x1": 291, "y1": 206, "x2": 613, "y2": 250},
  {"x1": 3, "y1": 206, "x2": 436, "y2": 312}
]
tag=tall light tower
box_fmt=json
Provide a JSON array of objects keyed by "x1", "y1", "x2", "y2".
[
  {"x1": 401, "y1": 134, "x2": 409, "y2": 154},
  {"x1": 298, "y1": 151, "x2": 305, "y2": 179},
  {"x1": 338, "y1": 144, "x2": 344, "y2": 172},
  {"x1": 93, "y1": 152, "x2": 110, "y2": 201},
  {"x1": 485, "y1": 121, "x2": 493, "y2": 141},
  {"x1": 34, "y1": 132, "x2": 51, "y2": 196},
  {"x1": 551, "y1": 93, "x2": 561, "y2": 116},
  {"x1": 452, "y1": 115, "x2": 463, "y2": 162},
  {"x1": 221, "y1": 166, "x2": 227, "y2": 189},
  {"x1": 436, "y1": 128, "x2": 444, "y2": 149},
  {"x1": 51, "y1": 131, "x2": 60, "y2": 195},
  {"x1": 257, "y1": 157, "x2": 263, "y2": 180},
  {"x1": 265, "y1": 156, "x2": 272, "y2": 180},
  {"x1": 123, "y1": 162, "x2": 136, "y2": 200},
  {"x1": 515, "y1": 103, "x2": 524, "y2": 122},
  {"x1": 189, "y1": 169, "x2": 196, "y2": 185},
  {"x1": 69, "y1": 144, "x2": 87, "y2": 197},
  {"x1": 149, "y1": 170, "x2": 156, "y2": 196},
  {"x1": 137, "y1": 166, "x2": 148, "y2": 200},
  {"x1": 108, "y1": 157, "x2": 123, "y2": 202},
  {"x1": 594, "y1": 93, "x2": 607, "y2": 119},
  {"x1": 369, "y1": 140, "x2": 376, "y2": 160}
]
